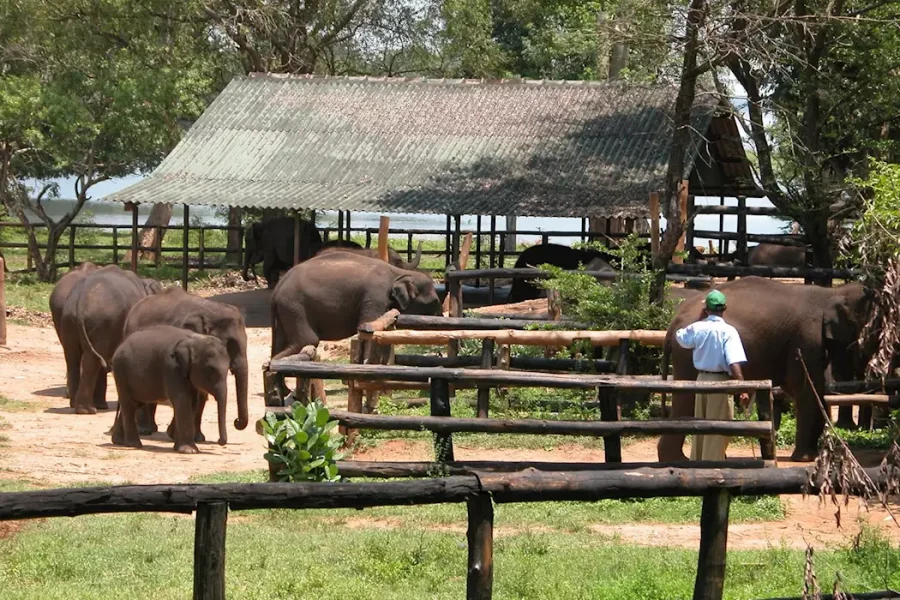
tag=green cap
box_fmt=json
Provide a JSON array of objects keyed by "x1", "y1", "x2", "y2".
[{"x1": 705, "y1": 290, "x2": 727, "y2": 310}]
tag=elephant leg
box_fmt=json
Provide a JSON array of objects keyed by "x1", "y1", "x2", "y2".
[
  {"x1": 657, "y1": 391, "x2": 693, "y2": 461},
  {"x1": 92, "y1": 372, "x2": 109, "y2": 410},
  {"x1": 64, "y1": 346, "x2": 83, "y2": 408},
  {"x1": 112, "y1": 393, "x2": 142, "y2": 448},
  {"x1": 138, "y1": 404, "x2": 159, "y2": 436},
  {"x1": 168, "y1": 374, "x2": 200, "y2": 454},
  {"x1": 193, "y1": 391, "x2": 208, "y2": 443},
  {"x1": 788, "y1": 369, "x2": 826, "y2": 462},
  {"x1": 834, "y1": 406, "x2": 856, "y2": 430},
  {"x1": 73, "y1": 352, "x2": 101, "y2": 415}
]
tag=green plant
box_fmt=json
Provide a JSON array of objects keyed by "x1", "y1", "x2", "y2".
[{"x1": 261, "y1": 400, "x2": 345, "y2": 482}]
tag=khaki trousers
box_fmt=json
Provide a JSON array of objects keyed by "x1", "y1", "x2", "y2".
[{"x1": 691, "y1": 372, "x2": 733, "y2": 461}]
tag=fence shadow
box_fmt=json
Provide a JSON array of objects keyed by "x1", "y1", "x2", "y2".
[{"x1": 205, "y1": 289, "x2": 272, "y2": 328}]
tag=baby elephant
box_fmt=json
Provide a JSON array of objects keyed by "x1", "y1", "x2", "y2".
[{"x1": 111, "y1": 325, "x2": 230, "y2": 454}]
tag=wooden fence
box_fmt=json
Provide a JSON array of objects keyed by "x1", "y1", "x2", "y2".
[{"x1": 0, "y1": 467, "x2": 892, "y2": 600}]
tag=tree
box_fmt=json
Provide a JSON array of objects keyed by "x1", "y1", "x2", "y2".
[{"x1": 0, "y1": 0, "x2": 226, "y2": 281}]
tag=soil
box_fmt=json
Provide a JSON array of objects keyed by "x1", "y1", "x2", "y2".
[{"x1": 1, "y1": 303, "x2": 899, "y2": 550}]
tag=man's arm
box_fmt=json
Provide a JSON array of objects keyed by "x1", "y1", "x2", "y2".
[
  {"x1": 729, "y1": 362, "x2": 752, "y2": 411},
  {"x1": 675, "y1": 324, "x2": 696, "y2": 349}
]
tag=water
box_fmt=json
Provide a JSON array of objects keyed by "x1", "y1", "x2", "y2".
[{"x1": 29, "y1": 175, "x2": 790, "y2": 247}]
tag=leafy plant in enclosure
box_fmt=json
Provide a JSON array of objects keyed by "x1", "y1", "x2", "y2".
[{"x1": 261, "y1": 401, "x2": 344, "y2": 482}]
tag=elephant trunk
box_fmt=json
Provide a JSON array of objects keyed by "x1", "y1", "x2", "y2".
[
  {"x1": 214, "y1": 382, "x2": 229, "y2": 446},
  {"x1": 232, "y1": 358, "x2": 250, "y2": 431},
  {"x1": 405, "y1": 241, "x2": 423, "y2": 270}
]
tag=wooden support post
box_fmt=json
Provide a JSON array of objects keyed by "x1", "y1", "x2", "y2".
[
  {"x1": 498, "y1": 234, "x2": 505, "y2": 269},
  {"x1": 736, "y1": 196, "x2": 748, "y2": 265},
  {"x1": 466, "y1": 493, "x2": 494, "y2": 600},
  {"x1": 475, "y1": 216, "x2": 482, "y2": 288},
  {"x1": 477, "y1": 339, "x2": 494, "y2": 418},
  {"x1": 154, "y1": 225, "x2": 162, "y2": 268},
  {"x1": 365, "y1": 229, "x2": 371, "y2": 248},
  {"x1": 293, "y1": 212, "x2": 301, "y2": 265},
  {"x1": 489, "y1": 216, "x2": 497, "y2": 270},
  {"x1": 377, "y1": 216, "x2": 390, "y2": 262},
  {"x1": 407, "y1": 233, "x2": 413, "y2": 262},
  {"x1": 649, "y1": 192, "x2": 660, "y2": 259},
  {"x1": 692, "y1": 489, "x2": 732, "y2": 600},
  {"x1": 112, "y1": 227, "x2": 118, "y2": 264},
  {"x1": 504, "y1": 216, "x2": 516, "y2": 254},
  {"x1": 445, "y1": 215, "x2": 452, "y2": 266},
  {"x1": 718, "y1": 194, "x2": 725, "y2": 256},
  {"x1": 198, "y1": 228, "x2": 205, "y2": 270},
  {"x1": 128, "y1": 202, "x2": 138, "y2": 273},
  {"x1": 754, "y1": 390, "x2": 776, "y2": 462},
  {"x1": 0, "y1": 256, "x2": 6, "y2": 346},
  {"x1": 685, "y1": 195, "x2": 696, "y2": 253},
  {"x1": 182, "y1": 205, "x2": 190, "y2": 291},
  {"x1": 68, "y1": 226, "x2": 76, "y2": 269},
  {"x1": 429, "y1": 377, "x2": 454, "y2": 462},
  {"x1": 193, "y1": 502, "x2": 227, "y2": 600},
  {"x1": 673, "y1": 180, "x2": 689, "y2": 263},
  {"x1": 345, "y1": 212, "x2": 352, "y2": 241},
  {"x1": 337, "y1": 211, "x2": 344, "y2": 241}
]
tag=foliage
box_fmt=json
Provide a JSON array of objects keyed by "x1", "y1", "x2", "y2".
[
  {"x1": 843, "y1": 160, "x2": 900, "y2": 377},
  {"x1": 261, "y1": 400, "x2": 345, "y2": 482},
  {"x1": 537, "y1": 235, "x2": 676, "y2": 332}
]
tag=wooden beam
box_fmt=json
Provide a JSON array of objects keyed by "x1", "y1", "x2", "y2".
[
  {"x1": 0, "y1": 466, "x2": 889, "y2": 520},
  {"x1": 377, "y1": 216, "x2": 390, "y2": 262},
  {"x1": 327, "y1": 409, "x2": 774, "y2": 439},
  {"x1": 265, "y1": 361, "x2": 773, "y2": 393},
  {"x1": 649, "y1": 192, "x2": 660, "y2": 258},
  {"x1": 361, "y1": 328, "x2": 667, "y2": 348},
  {"x1": 823, "y1": 394, "x2": 891, "y2": 406},
  {"x1": 129, "y1": 202, "x2": 139, "y2": 273},
  {"x1": 392, "y1": 354, "x2": 616, "y2": 374},
  {"x1": 430, "y1": 378, "x2": 454, "y2": 462},
  {"x1": 392, "y1": 314, "x2": 590, "y2": 331},
  {"x1": 673, "y1": 180, "x2": 689, "y2": 264},
  {"x1": 333, "y1": 459, "x2": 776, "y2": 478},
  {"x1": 693, "y1": 490, "x2": 731, "y2": 600},
  {"x1": 477, "y1": 339, "x2": 494, "y2": 418},
  {"x1": 666, "y1": 264, "x2": 860, "y2": 279},
  {"x1": 182, "y1": 205, "x2": 190, "y2": 291},
  {"x1": 193, "y1": 502, "x2": 227, "y2": 600},
  {"x1": 466, "y1": 494, "x2": 494, "y2": 600},
  {"x1": 695, "y1": 205, "x2": 781, "y2": 216},
  {"x1": 293, "y1": 212, "x2": 302, "y2": 265}
]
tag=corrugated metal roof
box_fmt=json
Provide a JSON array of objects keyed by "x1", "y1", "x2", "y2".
[{"x1": 105, "y1": 74, "x2": 747, "y2": 218}]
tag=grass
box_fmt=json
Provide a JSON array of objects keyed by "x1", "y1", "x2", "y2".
[
  {"x1": 0, "y1": 396, "x2": 42, "y2": 413},
  {"x1": 0, "y1": 510, "x2": 896, "y2": 600}
]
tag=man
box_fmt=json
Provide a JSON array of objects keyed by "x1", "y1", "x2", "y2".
[{"x1": 675, "y1": 289, "x2": 750, "y2": 461}]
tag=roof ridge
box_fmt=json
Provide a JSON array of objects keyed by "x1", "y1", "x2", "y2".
[{"x1": 245, "y1": 72, "x2": 672, "y2": 89}]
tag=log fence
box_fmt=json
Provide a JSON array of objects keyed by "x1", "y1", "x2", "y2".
[{"x1": 0, "y1": 467, "x2": 892, "y2": 600}]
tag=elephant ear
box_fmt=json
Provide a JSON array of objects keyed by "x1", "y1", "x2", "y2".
[
  {"x1": 181, "y1": 312, "x2": 209, "y2": 335},
  {"x1": 170, "y1": 337, "x2": 193, "y2": 378},
  {"x1": 823, "y1": 297, "x2": 856, "y2": 344},
  {"x1": 390, "y1": 275, "x2": 417, "y2": 311}
]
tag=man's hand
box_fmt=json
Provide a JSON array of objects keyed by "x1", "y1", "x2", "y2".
[{"x1": 739, "y1": 392, "x2": 752, "y2": 413}]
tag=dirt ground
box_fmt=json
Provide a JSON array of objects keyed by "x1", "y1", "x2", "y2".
[{"x1": 1, "y1": 286, "x2": 899, "y2": 550}]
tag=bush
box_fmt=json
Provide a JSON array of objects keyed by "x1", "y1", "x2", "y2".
[{"x1": 261, "y1": 400, "x2": 345, "y2": 482}]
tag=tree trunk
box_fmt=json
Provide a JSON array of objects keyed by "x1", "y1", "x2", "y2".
[
  {"x1": 127, "y1": 203, "x2": 172, "y2": 263},
  {"x1": 650, "y1": 0, "x2": 708, "y2": 303},
  {"x1": 226, "y1": 207, "x2": 242, "y2": 262}
]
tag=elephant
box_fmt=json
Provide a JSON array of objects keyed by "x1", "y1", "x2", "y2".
[
  {"x1": 747, "y1": 244, "x2": 806, "y2": 267},
  {"x1": 658, "y1": 276, "x2": 872, "y2": 462},
  {"x1": 508, "y1": 243, "x2": 628, "y2": 302},
  {"x1": 122, "y1": 286, "x2": 250, "y2": 441},
  {"x1": 271, "y1": 252, "x2": 442, "y2": 360},
  {"x1": 316, "y1": 241, "x2": 424, "y2": 271},
  {"x1": 111, "y1": 325, "x2": 230, "y2": 453},
  {"x1": 49, "y1": 262, "x2": 99, "y2": 396},
  {"x1": 242, "y1": 216, "x2": 323, "y2": 288},
  {"x1": 59, "y1": 266, "x2": 162, "y2": 414}
]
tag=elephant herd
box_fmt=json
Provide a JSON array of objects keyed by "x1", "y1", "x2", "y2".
[{"x1": 49, "y1": 243, "x2": 441, "y2": 454}]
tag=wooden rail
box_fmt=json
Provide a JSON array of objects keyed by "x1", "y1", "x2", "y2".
[
  {"x1": 667, "y1": 263, "x2": 861, "y2": 280},
  {"x1": 360, "y1": 328, "x2": 667, "y2": 347},
  {"x1": 0, "y1": 467, "x2": 891, "y2": 600}
]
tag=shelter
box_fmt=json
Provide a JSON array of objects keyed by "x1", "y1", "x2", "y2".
[{"x1": 106, "y1": 73, "x2": 759, "y2": 225}]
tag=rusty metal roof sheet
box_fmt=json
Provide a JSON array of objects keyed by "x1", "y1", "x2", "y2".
[{"x1": 105, "y1": 74, "x2": 758, "y2": 217}]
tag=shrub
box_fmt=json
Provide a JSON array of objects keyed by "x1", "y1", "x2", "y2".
[{"x1": 261, "y1": 400, "x2": 345, "y2": 482}]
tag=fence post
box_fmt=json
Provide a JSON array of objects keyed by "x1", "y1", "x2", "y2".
[
  {"x1": 112, "y1": 227, "x2": 118, "y2": 265},
  {"x1": 193, "y1": 502, "x2": 227, "y2": 600},
  {"x1": 130, "y1": 203, "x2": 138, "y2": 273},
  {"x1": 429, "y1": 377, "x2": 454, "y2": 462},
  {"x1": 466, "y1": 493, "x2": 494, "y2": 600},
  {"x1": 182, "y1": 206, "x2": 190, "y2": 291},
  {"x1": 68, "y1": 225, "x2": 76, "y2": 269},
  {"x1": 198, "y1": 228, "x2": 205, "y2": 270},
  {"x1": 0, "y1": 255, "x2": 6, "y2": 346},
  {"x1": 154, "y1": 225, "x2": 162, "y2": 268},
  {"x1": 692, "y1": 489, "x2": 732, "y2": 600},
  {"x1": 736, "y1": 196, "x2": 748, "y2": 265},
  {"x1": 477, "y1": 339, "x2": 495, "y2": 418},
  {"x1": 754, "y1": 389, "x2": 776, "y2": 462}
]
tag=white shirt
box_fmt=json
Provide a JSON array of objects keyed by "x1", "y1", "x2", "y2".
[{"x1": 675, "y1": 315, "x2": 747, "y2": 373}]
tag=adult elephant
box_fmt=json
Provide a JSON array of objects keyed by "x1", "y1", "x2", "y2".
[
  {"x1": 49, "y1": 262, "x2": 99, "y2": 396},
  {"x1": 316, "y1": 241, "x2": 424, "y2": 271},
  {"x1": 658, "y1": 277, "x2": 871, "y2": 462},
  {"x1": 242, "y1": 216, "x2": 322, "y2": 289},
  {"x1": 508, "y1": 243, "x2": 622, "y2": 302},
  {"x1": 271, "y1": 252, "x2": 442, "y2": 359},
  {"x1": 747, "y1": 244, "x2": 806, "y2": 267},
  {"x1": 60, "y1": 266, "x2": 162, "y2": 414},
  {"x1": 123, "y1": 287, "x2": 250, "y2": 440}
]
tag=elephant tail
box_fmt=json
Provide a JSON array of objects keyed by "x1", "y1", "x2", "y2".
[{"x1": 77, "y1": 297, "x2": 110, "y2": 373}]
